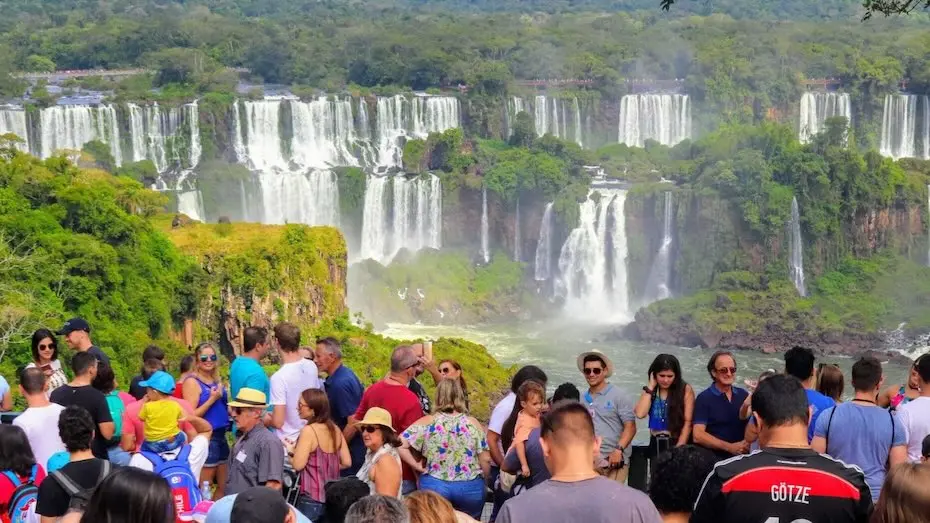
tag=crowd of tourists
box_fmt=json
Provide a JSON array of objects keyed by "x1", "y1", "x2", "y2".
[{"x1": 0, "y1": 318, "x2": 929, "y2": 523}]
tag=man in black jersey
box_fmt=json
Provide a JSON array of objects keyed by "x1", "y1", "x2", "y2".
[{"x1": 692, "y1": 374, "x2": 872, "y2": 523}]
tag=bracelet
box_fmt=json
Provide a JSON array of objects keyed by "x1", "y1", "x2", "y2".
[{"x1": 642, "y1": 386, "x2": 654, "y2": 395}]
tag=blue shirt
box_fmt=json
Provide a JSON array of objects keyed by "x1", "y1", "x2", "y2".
[
  {"x1": 205, "y1": 494, "x2": 311, "y2": 523},
  {"x1": 805, "y1": 388, "x2": 835, "y2": 442},
  {"x1": 503, "y1": 427, "x2": 549, "y2": 489},
  {"x1": 324, "y1": 364, "x2": 366, "y2": 475},
  {"x1": 229, "y1": 355, "x2": 270, "y2": 400},
  {"x1": 814, "y1": 402, "x2": 905, "y2": 501},
  {"x1": 694, "y1": 384, "x2": 749, "y2": 457}
]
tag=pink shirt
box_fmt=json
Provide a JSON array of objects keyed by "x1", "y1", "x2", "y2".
[
  {"x1": 123, "y1": 397, "x2": 195, "y2": 452},
  {"x1": 512, "y1": 411, "x2": 540, "y2": 450}
]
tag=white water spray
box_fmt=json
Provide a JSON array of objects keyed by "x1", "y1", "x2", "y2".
[
  {"x1": 535, "y1": 202, "x2": 554, "y2": 281},
  {"x1": 618, "y1": 94, "x2": 691, "y2": 147},
  {"x1": 789, "y1": 196, "x2": 807, "y2": 296}
]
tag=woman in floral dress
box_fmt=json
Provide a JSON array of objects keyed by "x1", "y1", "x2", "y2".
[{"x1": 400, "y1": 379, "x2": 491, "y2": 519}]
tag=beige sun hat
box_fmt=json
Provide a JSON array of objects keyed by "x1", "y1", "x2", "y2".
[
  {"x1": 577, "y1": 350, "x2": 614, "y2": 378},
  {"x1": 228, "y1": 388, "x2": 268, "y2": 408},
  {"x1": 357, "y1": 407, "x2": 395, "y2": 432}
]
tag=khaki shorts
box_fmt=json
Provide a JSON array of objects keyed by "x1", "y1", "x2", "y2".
[{"x1": 597, "y1": 465, "x2": 629, "y2": 484}]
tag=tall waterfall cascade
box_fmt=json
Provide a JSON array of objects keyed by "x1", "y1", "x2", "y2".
[
  {"x1": 480, "y1": 186, "x2": 490, "y2": 263},
  {"x1": 618, "y1": 94, "x2": 691, "y2": 148},
  {"x1": 535, "y1": 202, "x2": 554, "y2": 281},
  {"x1": 0, "y1": 107, "x2": 30, "y2": 152},
  {"x1": 643, "y1": 192, "x2": 674, "y2": 304},
  {"x1": 557, "y1": 189, "x2": 630, "y2": 321},
  {"x1": 39, "y1": 105, "x2": 123, "y2": 166},
  {"x1": 799, "y1": 92, "x2": 851, "y2": 144},
  {"x1": 508, "y1": 96, "x2": 585, "y2": 147},
  {"x1": 880, "y1": 94, "x2": 930, "y2": 160},
  {"x1": 513, "y1": 199, "x2": 522, "y2": 262},
  {"x1": 789, "y1": 196, "x2": 807, "y2": 297},
  {"x1": 358, "y1": 174, "x2": 443, "y2": 265},
  {"x1": 128, "y1": 102, "x2": 201, "y2": 173}
]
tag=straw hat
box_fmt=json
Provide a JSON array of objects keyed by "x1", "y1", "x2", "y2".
[
  {"x1": 228, "y1": 388, "x2": 268, "y2": 408},
  {"x1": 357, "y1": 407, "x2": 395, "y2": 432},
  {"x1": 577, "y1": 350, "x2": 614, "y2": 378}
]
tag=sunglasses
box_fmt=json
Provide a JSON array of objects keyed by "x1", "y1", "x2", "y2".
[
  {"x1": 38, "y1": 344, "x2": 54, "y2": 350},
  {"x1": 361, "y1": 426, "x2": 380, "y2": 434},
  {"x1": 715, "y1": 367, "x2": 737, "y2": 375},
  {"x1": 439, "y1": 367, "x2": 452, "y2": 374},
  {"x1": 583, "y1": 367, "x2": 604, "y2": 376},
  {"x1": 199, "y1": 354, "x2": 218, "y2": 362}
]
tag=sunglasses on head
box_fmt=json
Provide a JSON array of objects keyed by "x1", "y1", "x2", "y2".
[
  {"x1": 715, "y1": 367, "x2": 737, "y2": 375},
  {"x1": 583, "y1": 367, "x2": 603, "y2": 376},
  {"x1": 199, "y1": 354, "x2": 218, "y2": 362}
]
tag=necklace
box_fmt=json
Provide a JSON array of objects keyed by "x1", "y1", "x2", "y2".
[{"x1": 851, "y1": 398, "x2": 876, "y2": 405}]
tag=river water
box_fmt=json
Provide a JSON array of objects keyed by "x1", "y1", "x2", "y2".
[{"x1": 380, "y1": 321, "x2": 913, "y2": 439}]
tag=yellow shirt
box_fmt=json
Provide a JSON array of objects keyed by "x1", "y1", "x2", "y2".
[{"x1": 139, "y1": 399, "x2": 183, "y2": 442}]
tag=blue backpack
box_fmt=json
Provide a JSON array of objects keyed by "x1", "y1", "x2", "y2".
[
  {"x1": 2, "y1": 464, "x2": 38, "y2": 523},
  {"x1": 141, "y1": 446, "x2": 201, "y2": 520}
]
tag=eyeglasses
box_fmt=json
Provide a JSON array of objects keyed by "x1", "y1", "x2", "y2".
[
  {"x1": 361, "y1": 426, "x2": 379, "y2": 434},
  {"x1": 439, "y1": 367, "x2": 452, "y2": 374},
  {"x1": 38, "y1": 344, "x2": 54, "y2": 350},
  {"x1": 199, "y1": 354, "x2": 218, "y2": 362},
  {"x1": 583, "y1": 367, "x2": 603, "y2": 376},
  {"x1": 715, "y1": 367, "x2": 737, "y2": 375}
]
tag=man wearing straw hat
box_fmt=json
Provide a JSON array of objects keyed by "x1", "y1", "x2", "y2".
[
  {"x1": 578, "y1": 350, "x2": 636, "y2": 483},
  {"x1": 225, "y1": 388, "x2": 284, "y2": 495}
]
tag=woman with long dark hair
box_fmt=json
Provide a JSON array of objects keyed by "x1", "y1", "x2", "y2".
[
  {"x1": 0, "y1": 425, "x2": 45, "y2": 513},
  {"x1": 77, "y1": 467, "x2": 174, "y2": 523},
  {"x1": 634, "y1": 354, "x2": 694, "y2": 453},
  {"x1": 26, "y1": 328, "x2": 68, "y2": 396}
]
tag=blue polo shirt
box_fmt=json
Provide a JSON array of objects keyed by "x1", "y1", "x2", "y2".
[
  {"x1": 229, "y1": 355, "x2": 270, "y2": 400},
  {"x1": 324, "y1": 364, "x2": 366, "y2": 476},
  {"x1": 805, "y1": 388, "x2": 835, "y2": 442},
  {"x1": 694, "y1": 383, "x2": 749, "y2": 457}
]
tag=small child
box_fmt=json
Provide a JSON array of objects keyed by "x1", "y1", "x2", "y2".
[
  {"x1": 512, "y1": 380, "x2": 546, "y2": 478},
  {"x1": 139, "y1": 370, "x2": 186, "y2": 454}
]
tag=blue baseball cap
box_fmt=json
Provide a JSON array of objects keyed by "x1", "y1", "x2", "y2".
[
  {"x1": 56, "y1": 318, "x2": 90, "y2": 336},
  {"x1": 139, "y1": 371, "x2": 177, "y2": 394}
]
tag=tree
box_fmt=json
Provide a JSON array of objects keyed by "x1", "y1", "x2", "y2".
[
  {"x1": 661, "y1": 0, "x2": 929, "y2": 17},
  {"x1": 24, "y1": 55, "x2": 55, "y2": 73},
  {"x1": 81, "y1": 140, "x2": 117, "y2": 173}
]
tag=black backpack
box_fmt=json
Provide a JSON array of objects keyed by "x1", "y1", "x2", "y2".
[{"x1": 50, "y1": 461, "x2": 111, "y2": 512}]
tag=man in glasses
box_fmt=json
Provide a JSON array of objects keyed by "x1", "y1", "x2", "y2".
[
  {"x1": 226, "y1": 388, "x2": 284, "y2": 495},
  {"x1": 693, "y1": 351, "x2": 749, "y2": 459},
  {"x1": 578, "y1": 350, "x2": 636, "y2": 484}
]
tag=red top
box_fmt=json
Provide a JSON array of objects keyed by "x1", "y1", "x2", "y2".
[
  {"x1": 0, "y1": 465, "x2": 45, "y2": 518},
  {"x1": 354, "y1": 380, "x2": 423, "y2": 481}
]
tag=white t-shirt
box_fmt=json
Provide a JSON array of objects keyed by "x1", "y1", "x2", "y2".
[
  {"x1": 13, "y1": 403, "x2": 66, "y2": 470},
  {"x1": 896, "y1": 396, "x2": 930, "y2": 461},
  {"x1": 0, "y1": 375, "x2": 9, "y2": 400},
  {"x1": 270, "y1": 359, "x2": 321, "y2": 441},
  {"x1": 129, "y1": 434, "x2": 210, "y2": 480},
  {"x1": 489, "y1": 392, "x2": 517, "y2": 457}
]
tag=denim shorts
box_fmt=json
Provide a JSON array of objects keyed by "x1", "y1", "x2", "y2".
[{"x1": 205, "y1": 428, "x2": 229, "y2": 467}]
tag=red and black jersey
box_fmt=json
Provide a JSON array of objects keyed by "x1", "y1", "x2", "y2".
[{"x1": 691, "y1": 447, "x2": 872, "y2": 523}]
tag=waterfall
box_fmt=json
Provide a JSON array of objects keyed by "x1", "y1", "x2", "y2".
[
  {"x1": 618, "y1": 94, "x2": 691, "y2": 147},
  {"x1": 126, "y1": 103, "x2": 189, "y2": 172},
  {"x1": 799, "y1": 92, "x2": 851, "y2": 144},
  {"x1": 411, "y1": 96, "x2": 460, "y2": 138},
  {"x1": 375, "y1": 96, "x2": 407, "y2": 168},
  {"x1": 257, "y1": 170, "x2": 340, "y2": 226},
  {"x1": 359, "y1": 174, "x2": 442, "y2": 264},
  {"x1": 290, "y1": 96, "x2": 359, "y2": 169},
  {"x1": 186, "y1": 101, "x2": 202, "y2": 169},
  {"x1": 789, "y1": 196, "x2": 807, "y2": 296},
  {"x1": 643, "y1": 192, "x2": 674, "y2": 304},
  {"x1": 557, "y1": 189, "x2": 630, "y2": 321},
  {"x1": 38, "y1": 105, "x2": 123, "y2": 166},
  {"x1": 0, "y1": 107, "x2": 30, "y2": 152},
  {"x1": 240, "y1": 100, "x2": 288, "y2": 172},
  {"x1": 534, "y1": 202, "x2": 554, "y2": 281},
  {"x1": 507, "y1": 97, "x2": 527, "y2": 138},
  {"x1": 480, "y1": 186, "x2": 490, "y2": 263},
  {"x1": 880, "y1": 94, "x2": 930, "y2": 160},
  {"x1": 513, "y1": 199, "x2": 522, "y2": 262},
  {"x1": 572, "y1": 98, "x2": 583, "y2": 147},
  {"x1": 177, "y1": 190, "x2": 205, "y2": 222},
  {"x1": 534, "y1": 95, "x2": 548, "y2": 138},
  {"x1": 231, "y1": 101, "x2": 246, "y2": 163}
]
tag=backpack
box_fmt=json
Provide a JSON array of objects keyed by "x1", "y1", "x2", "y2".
[
  {"x1": 2, "y1": 465, "x2": 39, "y2": 523},
  {"x1": 141, "y1": 445, "x2": 201, "y2": 521},
  {"x1": 104, "y1": 391, "x2": 125, "y2": 441},
  {"x1": 50, "y1": 460, "x2": 111, "y2": 512}
]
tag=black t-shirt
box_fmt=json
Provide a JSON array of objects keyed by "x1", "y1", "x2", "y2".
[
  {"x1": 35, "y1": 458, "x2": 111, "y2": 518},
  {"x1": 87, "y1": 345, "x2": 110, "y2": 367},
  {"x1": 49, "y1": 385, "x2": 113, "y2": 459},
  {"x1": 692, "y1": 447, "x2": 872, "y2": 523},
  {"x1": 409, "y1": 378, "x2": 431, "y2": 414},
  {"x1": 128, "y1": 375, "x2": 147, "y2": 400}
]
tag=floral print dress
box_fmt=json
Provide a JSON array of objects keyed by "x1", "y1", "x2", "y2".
[{"x1": 402, "y1": 412, "x2": 488, "y2": 481}]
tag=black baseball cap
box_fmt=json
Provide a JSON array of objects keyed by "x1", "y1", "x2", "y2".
[
  {"x1": 922, "y1": 434, "x2": 930, "y2": 459},
  {"x1": 56, "y1": 318, "x2": 90, "y2": 336},
  {"x1": 229, "y1": 487, "x2": 288, "y2": 523}
]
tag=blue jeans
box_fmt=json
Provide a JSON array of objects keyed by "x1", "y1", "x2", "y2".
[
  {"x1": 419, "y1": 474, "x2": 486, "y2": 520},
  {"x1": 107, "y1": 446, "x2": 131, "y2": 466},
  {"x1": 402, "y1": 479, "x2": 417, "y2": 496},
  {"x1": 141, "y1": 432, "x2": 186, "y2": 454}
]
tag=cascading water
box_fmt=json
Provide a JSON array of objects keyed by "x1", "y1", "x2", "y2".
[
  {"x1": 534, "y1": 202, "x2": 554, "y2": 281},
  {"x1": 411, "y1": 96, "x2": 460, "y2": 138},
  {"x1": 0, "y1": 107, "x2": 30, "y2": 152},
  {"x1": 799, "y1": 92, "x2": 851, "y2": 144},
  {"x1": 572, "y1": 98, "x2": 583, "y2": 147},
  {"x1": 480, "y1": 186, "x2": 490, "y2": 263},
  {"x1": 358, "y1": 174, "x2": 443, "y2": 264},
  {"x1": 39, "y1": 105, "x2": 123, "y2": 166},
  {"x1": 258, "y1": 169, "x2": 341, "y2": 226},
  {"x1": 127, "y1": 102, "x2": 196, "y2": 173},
  {"x1": 618, "y1": 94, "x2": 691, "y2": 147},
  {"x1": 880, "y1": 94, "x2": 930, "y2": 160},
  {"x1": 557, "y1": 189, "x2": 630, "y2": 321},
  {"x1": 176, "y1": 189, "x2": 206, "y2": 222},
  {"x1": 507, "y1": 97, "x2": 527, "y2": 138},
  {"x1": 789, "y1": 196, "x2": 807, "y2": 296},
  {"x1": 186, "y1": 101, "x2": 202, "y2": 170},
  {"x1": 643, "y1": 192, "x2": 674, "y2": 304},
  {"x1": 291, "y1": 96, "x2": 359, "y2": 169},
  {"x1": 529, "y1": 96, "x2": 583, "y2": 145},
  {"x1": 513, "y1": 199, "x2": 522, "y2": 262},
  {"x1": 240, "y1": 99, "x2": 288, "y2": 172},
  {"x1": 534, "y1": 95, "x2": 549, "y2": 138}
]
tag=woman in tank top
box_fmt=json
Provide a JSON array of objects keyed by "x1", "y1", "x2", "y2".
[
  {"x1": 634, "y1": 354, "x2": 694, "y2": 456},
  {"x1": 182, "y1": 342, "x2": 229, "y2": 499},
  {"x1": 287, "y1": 389, "x2": 351, "y2": 521},
  {"x1": 355, "y1": 408, "x2": 402, "y2": 498},
  {"x1": 880, "y1": 355, "x2": 925, "y2": 410}
]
